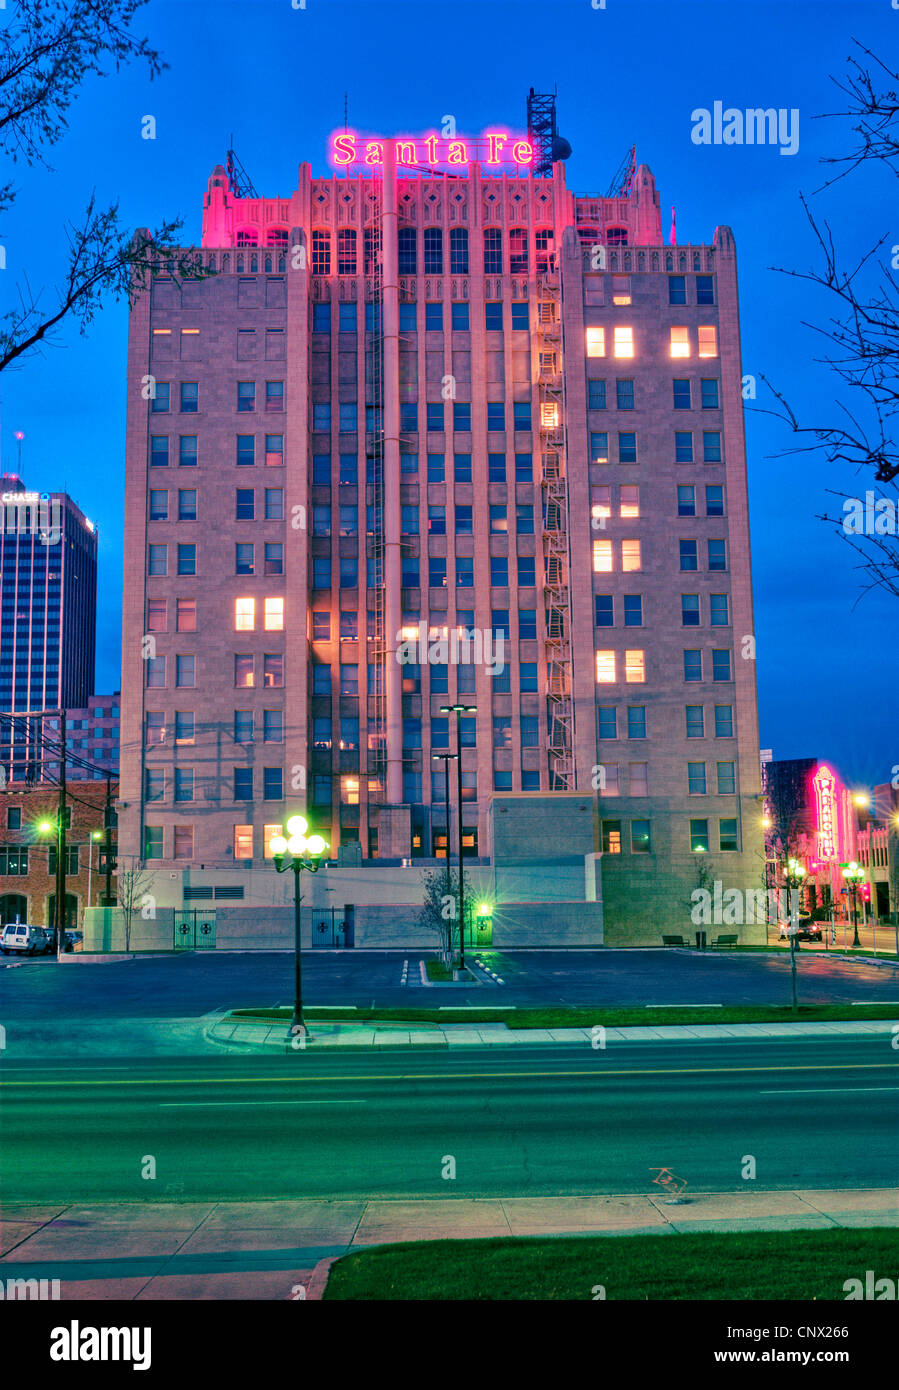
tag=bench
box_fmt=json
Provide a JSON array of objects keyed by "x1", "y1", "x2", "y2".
[
  {"x1": 661, "y1": 935, "x2": 686, "y2": 947},
  {"x1": 712, "y1": 934, "x2": 739, "y2": 949}
]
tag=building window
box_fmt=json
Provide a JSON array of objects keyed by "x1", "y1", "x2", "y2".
[
  {"x1": 684, "y1": 649, "x2": 702, "y2": 682},
  {"x1": 686, "y1": 705, "x2": 705, "y2": 738},
  {"x1": 618, "y1": 432, "x2": 637, "y2": 464},
  {"x1": 593, "y1": 540, "x2": 613, "y2": 573},
  {"x1": 629, "y1": 763, "x2": 649, "y2": 796},
  {"x1": 621, "y1": 539, "x2": 641, "y2": 572},
  {"x1": 451, "y1": 301, "x2": 469, "y2": 331},
  {"x1": 236, "y1": 435, "x2": 255, "y2": 467},
  {"x1": 602, "y1": 820, "x2": 622, "y2": 854},
  {"x1": 681, "y1": 594, "x2": 700, "y2": 626},
  {"x1": 237, "y1": 382, "x2": 255, "y2": 413},
  {"x1": 619, "y1": 485, "x2": 639, "y2": 518},
  {"x1": 337, "y1": 228, "x2": 357, "y2": 275},
  {"x1": 175, "y1": 655, "x2": 195, "y2": 688},
  {"x1": 690, "y1": 818, "x2": 710, "y2": 853},
  {"x1": 708, "y1": 539, "x2": 727, "y2": 570},
  {"x1": 483, "y1": 228, "x2": 502, "y2": 274},
  {"x1": 235, "y1": 597, "x2": 255, "y2": 631},
  {"x1": 710, "y1": 594, "x2": 729, "y2": 626},
  {"x1": 234, "y1": 711, "x2": 253, "y2": 744},
  {"x1": 714, "y1": 705, "x2": 734, "y2": 737},
  {"x1": 176, "y1": 597, "x2": 196, "y2": 632},
  {"x1": 265, "y1": 434, "x2": 284, "y2": 465},
  {"x1": 236, "y1": 543, "x2": 254, "y2": 576},
  {"x1": 679, "y1": 539, "x2": 698, "y2": 571},
  {"x1": 174, "y1": 768, "x2": 194, "y2": 803},
  {"x1": 588, "y1": 379, "x2": 606, "y2": 410},
  {"x1": 668, "y1": 275, "x2": 687, "y2": 305},
  {"x1": 151, "y1": 383, "x2": 170, "y2": 413},
  {"x1": 624, "y1": 649, "x2": 645, "y2": 683},
  {"x1": 234, "y1": 825, "x2": 253, "y2": 860},
  {"x1": 235, "y1": 654, "x2": 254, "y2": 688},
  {"x1": 698, "y1": 325, "x2": 718, "y2": 357},
  {"x1": 423, "y1": 227, "x2": 443, "y2": 274},
  {"x1": 703, "y1": 432, "x2": 722, "y2": 464},
  {"x1": 598, "y1": 706, "x2": 617, "y2": 739},
  {"x1": 696, "y1": 275, "x2": 715, "y2": 305},
  {"x1": 673, "y1": 379, "x2": 691, "y2": 409},
  {"x1": 144, "y1": 826, "x2": 163, "y2": 859},
  {"x1": 688, "y1": 761, "x2": 707, "y2": 795},
  {"x1": 675, "y1": 432, "x2": 694, "y2": 464},
  {"x1": 150, "y1": 436, "x2": 169, "y2": 467},
  {"x1": 595, "y1": 594, "x2": 614, "y2": 626},
  {"x1": 147, "y1": 598, "x2": 166, "y2": 632},
  {"x1": 700, "y1": 379, "x2": 719, "y2": 409},
  {"x1": 669, "y1": 326, "x2": 690, "y2": 359},
  {"x1": 626, "y1": 706, "x2": 646, "y2": 738},
  {"x1": 717, "y1": 761, "x2": 736, "y2": 795},
  {"x1": 586, "y1": 326, "x2": 605, "y2": 358},
  {"x1": 590, "y1": 431, "x2": 609, "y2": 463},
  {"x1": 719, "y1": 818, "x2": 739, "y2": 852},
  {"x1": 263, "y1": 768, "x2": 283, "y2": 801},
  {"x1": 596, "y1": 650, "x2": 616, "y2": 684},
  {"x1": 264, "y1": 597, "x2": 284, "y2": 631},
  {"x1": 705, "y1": 484, "x2": 725, "y2": 517},
  {"x1": 623, "y1": 594, "x2": 642, "y2": 627},
  {"x1": 613, "y1": 326, "x2": 634, "y2": 358},
  {"x1": 398, "y1": 227, "x2": 416, "y2": 275},
  {"x1": 677, "y1": 485, "x2": 696, "y2": 517},
  {"x1": 631, "y1": 819, "x2": 651, "y2": 853},
  {"x1": 149, "y1": 489, "x2": 168, "y2": 521},
  {"x1": 712, "y1": 649, "x2": 732, "y2": 682}
]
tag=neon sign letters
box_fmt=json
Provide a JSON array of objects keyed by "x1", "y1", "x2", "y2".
[
  {"x1": 329, "y1": 130, "x2": 534, "y2": 173},
  {"x1": 813, "y1": 765, "x2": 837, "y2": 861}
]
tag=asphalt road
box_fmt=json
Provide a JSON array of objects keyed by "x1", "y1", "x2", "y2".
[
  {"x1": 3, "y1": 1036, "x2": 898, "y2": 1204},
  {"x1": 2, "y1": 948, "x2": 899, "y2": 1018}
]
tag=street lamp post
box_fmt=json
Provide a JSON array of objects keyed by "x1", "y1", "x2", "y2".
[
  {"x1": 440, "y1": 704, "x2": 477, "y2": 971},
  {"x1": 841, "y1": 862, "x2": 865, "y2": 948},
  {"x1": 269, "y1": 816, "x2": 330, "y2": 1037},
  {"x1": 784, "y1": 857, "x2": 806, "y2": 1014},
  {"x1": 432, "y1": 751, "x2": 458, "y2": 964},
  {"x1": 87, "y1": 830, "x2": 102, "y2": 913}
]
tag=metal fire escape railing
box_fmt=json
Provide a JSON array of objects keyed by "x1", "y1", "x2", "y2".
[
  {"x1": 365, "y1": 193, "x2": 387, "y2": 801},
  {"x1": 536, "y1": 266, "x2": 575, "y2": 790}
]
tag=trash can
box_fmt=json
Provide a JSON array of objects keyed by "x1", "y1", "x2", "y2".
[{"x1": 695, "y1": 930, "x2": 707, "y2": 950}]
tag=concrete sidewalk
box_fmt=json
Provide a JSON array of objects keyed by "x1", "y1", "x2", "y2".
[
  {"x1": 2, "y1": 1189, "x2": 897, "y2": 1300},
  {"x1": 207, "y1": 1015, "x2": 899, "y2": 1051}
]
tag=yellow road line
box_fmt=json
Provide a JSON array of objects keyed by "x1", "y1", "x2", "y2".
[{"x1": 1, "y1": 1063, "x2": 897, "y2": 1087}]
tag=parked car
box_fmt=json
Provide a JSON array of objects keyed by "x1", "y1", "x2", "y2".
[
  {"x1": 778, "y1": 918, "x2": 823, "y2": 943},
  {"x1": 63, "y1": 930, "x2": 83, "y2": 953},
  {"x1": 0, "y1": 923, "x2": 54, "y2": 955}
]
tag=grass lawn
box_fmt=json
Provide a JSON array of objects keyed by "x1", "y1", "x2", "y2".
[
  {"x1": 424, "y1": 960, "x2": 476, "y2": 983},
  {"x1": 324, "y1": 1228, "x2": 898, "y2": 1301},
  {"x1": 229, "y1": 1003, "x2": 899, "y2": 1027}
]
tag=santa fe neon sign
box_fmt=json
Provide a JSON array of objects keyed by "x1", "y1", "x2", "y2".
[
  {"x1": 329, "y1": 130, "x2": 534, "y2": 173},
  {"x1": 813, "y1": 764, "x2": 838, "y2": 861}
]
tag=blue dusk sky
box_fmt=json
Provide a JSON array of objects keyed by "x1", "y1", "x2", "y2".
[{"x1": 2, "y1": 0, "x2": 896, "y2": 793}]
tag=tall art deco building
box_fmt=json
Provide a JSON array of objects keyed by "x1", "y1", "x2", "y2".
[{"x1": 119, "y1": 125, "x2": 762, "y2": 933}]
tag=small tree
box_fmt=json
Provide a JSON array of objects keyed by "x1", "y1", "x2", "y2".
[
  {"x1": 117, "y1": 861, "x2": 152, "y2": 952},
  {"x1": 419, "y1": 867, "x2": 460, "y2": 966}
]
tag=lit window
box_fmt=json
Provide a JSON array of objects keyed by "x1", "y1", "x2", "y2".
[
  {"x1": 621, "y1": 539, "x2": 642, "y2": 572},
  {"x1": 586, "y1": 326, "x2": 606, "y2": 358},
  {"x1": 602, "y1": 820, "x2": 622, "y2": 853},
  {"x1": 263, "y1": 823, "x2": 283, "y2": 859},
  {"x1": 540, "y1": 401, "x2": 559, "y2": 429},
  {"x1": 611, "y1": 275, "x2": 631, "y2": 306},
  {"x1": 625, "y1": 649, "x2": 645, "y2": 683},
  {"x1": 698, "y1": 325, "x2": 718, "y2": 358},
  {"x1": 342, "y1": 777, "x2": 360, "y2": 806},
  {"x1": 669, "y1": 326, "x2": 690, "y2": 358},
  {"x1": 593, "y1": 539, "x2": 613, "y2": 573},
  {"x1": 613, "y1": 326, "x2": 634, "y2": 358},
  {"x1": 264, "y1": 597, "x2": 284, "y2": 631},
  {"x1": 235, "y1": 597, "x2": 255, "y2": 631},
  {"x1": 591, "y1": 485, "x2": 611, "y2": 525},
  {"x1": 234, "y1": 825, "x2": 253, "y2": 859},
  {"x1": 596, "y1": 650, "x2": 616, "y2": 684},
  {"x1": 619, "y1": 485, "x2": 639, "y2": 518}
]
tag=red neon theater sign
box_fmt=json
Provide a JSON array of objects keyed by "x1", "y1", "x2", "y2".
[
  {"x1": 813, "y1": 765, "x2": 838, "y2": 861},
  {"x1": 328, "y1": 130, "x2": 534, "y2": 173}
]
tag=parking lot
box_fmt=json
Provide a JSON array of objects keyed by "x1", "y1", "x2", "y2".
[{"x1": 1, "y1": 946, "x2": 898, "y2": 1019}]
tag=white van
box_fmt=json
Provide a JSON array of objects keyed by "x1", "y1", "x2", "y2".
[{"x1": 0, "y1": 922, "x2": 53, "y2": 955}]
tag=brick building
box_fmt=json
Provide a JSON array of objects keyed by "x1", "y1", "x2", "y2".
[
  {"x1": 0, "y1": 780, "x2": 117, "y2": 927},
  {"x1": 116, "y1": 130, "x2": 762, "y2": 939}
]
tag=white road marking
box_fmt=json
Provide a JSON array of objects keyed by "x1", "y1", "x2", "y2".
[{"x1": 158, "y1": 1099, "x2": 369, "y2": 1108}]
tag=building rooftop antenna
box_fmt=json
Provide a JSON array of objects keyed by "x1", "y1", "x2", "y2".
[
  {"x1": 607, "y1": 144, "x2": 636, "y2": 198},
  {"x1": 526, "y1": 87, "x2": 571, "y2": 178},
  {"x1": 226, "y1": 135, "x2": 259, "y2": 200},
  {"x1": 344, "y1": 92, "x2": 348, "y2": 132}
]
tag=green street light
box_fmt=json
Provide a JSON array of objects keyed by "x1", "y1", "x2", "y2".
[
  {"x1": 268, "y1": 815, "x2": 329, "y2": 1036},
  {"x1": 439, "y1": 703, "x2": 477, "y2": 970},
  {"x1": 841, "y1": 861, "x2": 865, "y2": 947}
]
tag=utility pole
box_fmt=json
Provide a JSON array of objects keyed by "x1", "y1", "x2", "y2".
[
  {"x1": 104, "y1": 772, "x2": 114, "y2": 906},
  {"x1": 54, "y1": 710, "x2": 67, "y2": 955}
]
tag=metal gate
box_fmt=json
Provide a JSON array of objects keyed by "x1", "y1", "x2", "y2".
[
  {"x1": 309, "y1": 906, "x2": 351, "y2": 948},
  {"x1": 174, "y1": 910, "x2": 217, "y2": 950}
]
